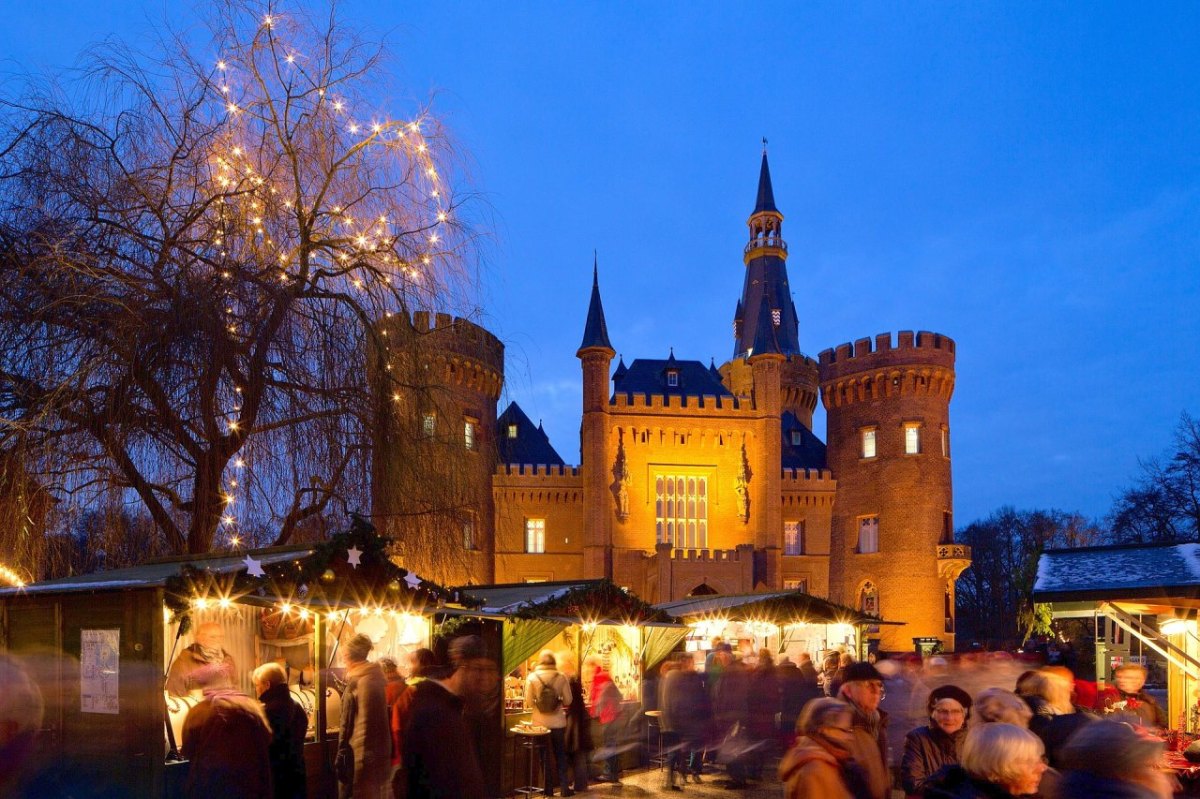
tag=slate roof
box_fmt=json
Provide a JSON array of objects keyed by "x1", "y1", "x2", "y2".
[
  {"x1": 458, "y1": 579, "x2": 604, "y2": 614},
  {"x1": 754, "y1": 151, "x2": 778, "y2": 214},
  {"x1": 781, "y1": 412, "x2": 828, "y2": 469},
  {"x1": 496, "y1": 401, "x2": 566, "y2": 466},
  {"x1": 1032, "y1": 542, "x2": 1200, "y2": 602},
  {"x1": 578, "y1": 262, "x2": 613, "y2": 352},
  {"x1": 750, "y1": 294, "x2": 782, "y2": 356},
  {"x1": 612, "y1": 356, "x2": 733, "y2": 399}
]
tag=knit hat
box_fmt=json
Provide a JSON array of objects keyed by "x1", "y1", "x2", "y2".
[
  {"x1": 345, "y1": 633, "x2": 373, "y2": 662},
  {"x1": 841, "y1": 662, "x2": 885, "y2": 684},
  {"x1": 927, "y1": 684, "x2": 973, "y2": 713}
]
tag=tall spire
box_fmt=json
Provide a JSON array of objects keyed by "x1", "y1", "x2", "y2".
[
  {"x1": 733, "y1": 145, "x2": 801, "y2": 359},
  {"x1": 754, "y1": 144, "x2": 777, "y2": 213},
  {"x1": 578, "y1": 253, "x2": 614, "y2": 354}
]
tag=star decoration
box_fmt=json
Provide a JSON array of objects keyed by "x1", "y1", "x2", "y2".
[
  {"x1": 346, "y1": 546, "x2": 362, "y2": 568},
  {"x1": 404, "y1": 571, "x2": 422, "y2": 590},
  {"x1": 243, "y1": 554, "x2": 265, "y2": 577}
]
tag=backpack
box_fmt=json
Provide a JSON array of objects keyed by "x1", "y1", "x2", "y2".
[{"x1": 534, "y1": 674, "x2": 562, "y2": 714}]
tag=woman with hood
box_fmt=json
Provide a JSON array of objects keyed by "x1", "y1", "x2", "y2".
[
  {"x1": 779, "y1": 698, "x2": 870, "y2": 799},
  {"x1": 901, "y1": 684, "x2": 972, "y2": 798}
]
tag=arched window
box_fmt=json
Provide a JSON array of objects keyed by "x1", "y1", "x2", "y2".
[{"x1": 859, "y1": 581, "x2": 879, "y2": 617}]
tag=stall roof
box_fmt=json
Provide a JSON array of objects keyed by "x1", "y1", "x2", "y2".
[
  {"x1": 0, "y1": 546, "x2": 314, "y2": 597},
  {"x1": 655, "y1": 590, "x2": 892, "y2": 626},
  {"x1": 1033, "y1": 542, "x2": 1200, "y2": 603},
  {"x1": 459, "y1": 580, "x2": 607, "y2": 614}
]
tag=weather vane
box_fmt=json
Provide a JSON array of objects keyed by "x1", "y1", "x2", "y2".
[{"x1": 762, "y1": 136, "x2": 768, "y2": 153}]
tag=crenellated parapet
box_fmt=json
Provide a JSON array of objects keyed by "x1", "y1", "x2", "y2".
[
  {"x1": 818, "y1": 331, "x2": 955, "y2": 410},
  {"x1": 781, "y1": 467, "x2": 835, "y2": 483},
  {"x1": 610, "y1": 392, "x2": 750, "y2": 414},
  {"x1": 666, "y1": 544, "x2": 756, "y2": 562},
  {"x1": 494, "y1": 464, "x2": 582, "y2": 479},
  {"x1": 493, "y1": 463, "x2": 583, "y2": 504},
  {"x1": 379, "y1": 310, "x2": 505, "y2": 401}
]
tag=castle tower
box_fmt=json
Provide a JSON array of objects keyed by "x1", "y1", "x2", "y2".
[
  {"x1": 819, "y1": 331, "x2": 964, "y2": 652},
  {"x1": 723, "y1": 149, "x2": 820, "y2": 430},
  {"x1": 747, "y1": 295, "x2": 785, "y2": 587},
  {"x1": 577, "y1": 261, "x2": 615, "y2": 579},
  {"x1": 370, "y1": 310, "x2": 504, "y2": 586}
]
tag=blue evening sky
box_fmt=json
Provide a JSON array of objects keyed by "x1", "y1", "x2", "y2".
[{"x1": 5, "y1": 2, "x2": 1198, "y2": 526}]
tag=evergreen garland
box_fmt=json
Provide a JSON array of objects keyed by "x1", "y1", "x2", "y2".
[
  {"x1": 163, "y1": 514, "x2": 477, "y2": 622},
  {"x1": 510, "y1": 579, "x2": 676, "y2": 624}
]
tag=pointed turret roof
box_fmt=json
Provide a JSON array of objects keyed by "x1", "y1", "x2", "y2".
[
  {"x1": 754, "y1": 151, "x2": 777, "y2": 213},
  {"x1": 709, "y1": 358, "x2": 722, "y2": 380},
  {"x1": 578, "y1": 258, "x2": 613, "y2": 353},
  {"x1": 496, "y1": 402, "x2": 566, "y2": 466},
  {"x1": 613, "y1": 357, "x2": 628, "y2": 382},
  {"x1": 750, "y1": 295, "x2": 782, "y2": 357}
]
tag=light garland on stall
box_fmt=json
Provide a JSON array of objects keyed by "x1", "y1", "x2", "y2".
[{"x1": 0, "y1": 561, "x2": 27, "y2": 588}]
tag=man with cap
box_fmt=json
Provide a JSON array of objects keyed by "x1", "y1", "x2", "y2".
[
  {"x1": 336, "y1": 634, "x2": 390, "y2": 798},
  {"x1": 837, "y1": 661, "x2": 892, "y2": 799},
  {"x1": 900, "y1": 684, "x2": 972, "y2": 798},
  {"x1": 402, "y1": 635, "x2": 488, "y2": 799}
]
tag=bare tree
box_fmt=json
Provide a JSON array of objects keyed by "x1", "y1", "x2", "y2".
[
  {"x1": 1109, "y1": 412, "x2": 1200, "y2": 544},
  {"x1": 0, "y1": 1, "x2": 481, "y2": 555}
]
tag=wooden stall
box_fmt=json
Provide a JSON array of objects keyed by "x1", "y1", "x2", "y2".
[
  {"x1": 1034, "y1": 542, "x2": 1200, "y2": 732},
  {"x1": 654, "y1": 589, "x2": 891, "y2": 667},
  {"x1": 444, "y1": 580, "x2": 687, "y2": 795},
  {"x1": 0, "y1": 520, "x2": 460, "y2": 797}
]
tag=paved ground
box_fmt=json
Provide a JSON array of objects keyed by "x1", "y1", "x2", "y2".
[{"x1": 567, "y1": 763, "x2": 785, "y2": 798}]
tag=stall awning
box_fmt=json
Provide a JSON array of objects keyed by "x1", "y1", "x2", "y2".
[
  {"x1": 655, "y1": 590, "x2": 891, "y2": 626},
  {"x1": 1034, "y1": 542, "x2": 1200, "y2": 604},
  {"x1": 0, "y1": 546, "x2": 315, "y2": 597},
  {"x1": 461, "y1": 580, "x2": 608, "y2": 614}
]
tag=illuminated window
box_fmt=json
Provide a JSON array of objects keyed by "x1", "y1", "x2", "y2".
[
  {"x1": 655, "y1": 474, "x2": 708, "y2": 548},
  {"x1": 772, "y1": 308, "x2": 781, "y2": 326},
  {"x1": 462, "y1": 515, "x2": 477, "y2": 550},
  {"x1": 464, "y1": 419, "x2": 476, "y2": 450},
  {"x1": 507, "y1": 423, "x2": 518, "y2": 439},
  {"x1": 861, "y1": 428, "x2": 877, "y2": 459},
  {"x1": 784, "y1": 578, "x2": 808, "y2": 592},
  {"x1": 904, "y1": 423, "x2": 921, "y2": 455},
  {"x1": 422, "y1": 413, "x2": 435, "y2": 438},
  {"x1": 525, "y1": 518, "x2": 545, "y2": 553},
  {"x1": 941, "y1": 426, "x2": 949, "y2": 458},
  {"x1": 667, "y1": 371, "x2": 679, "y2": 387},
  {"x1": 858, "y1": 516, "x2": 879, "y2": 554},
  {"x1": 942, "y1": 511, "x2": 953, "y2": 544},
  {"x1": 784, "y1": 520, "x2": 804, "y2": 555}
]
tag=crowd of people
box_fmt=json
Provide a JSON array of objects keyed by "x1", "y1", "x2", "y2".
[
  {"x1": 781, "y1": 656, "x2": 1178, "y2": 799},
  {"x1": 1, "y1": 633, "x2": 1188, "y2": 799}
]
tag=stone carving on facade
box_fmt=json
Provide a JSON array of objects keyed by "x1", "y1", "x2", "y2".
[
  {"x1": 612, "y1": 433, "x2": 630, "y2": 522},
  {"x1": 736, "y1": 441, "x2": 752, "y2": 522}
]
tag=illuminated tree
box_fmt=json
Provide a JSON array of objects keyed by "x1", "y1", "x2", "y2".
[{"x1": 0, "y1": 1, "x2": 480, "y2": 555}]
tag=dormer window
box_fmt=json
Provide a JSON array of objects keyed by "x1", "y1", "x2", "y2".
[
  {"x1": 772, "y1": 308, "x2": 781, "y2": 326},
  {"x1": 790, "y1": 430, "x2": 803, "y2": 446},
  {"x1": 667, "y1": 371, "x2": 679, "y2": 387},
  {"x1": 507, "y1": 424, "x2": 518, "y2": 439}
]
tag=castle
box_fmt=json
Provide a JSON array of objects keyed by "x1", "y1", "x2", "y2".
[{"x1": 373, "y1": 153, "x2": 971, "y2": 652}]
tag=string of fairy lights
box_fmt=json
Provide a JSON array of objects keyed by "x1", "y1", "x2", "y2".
[
  {"x1": 0, "y1": 562, "x2": 26, "y2": 588},
  {"x1": 204, "y1": 12, "x2": 453, "y2": 549}
]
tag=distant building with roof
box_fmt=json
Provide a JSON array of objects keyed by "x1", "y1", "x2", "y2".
[{"x1": 374, "y1": 151, "x2": 971, "y2": 653}]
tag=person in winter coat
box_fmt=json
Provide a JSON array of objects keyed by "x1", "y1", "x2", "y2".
[
  {"x1": 713, "y1": 656, "x2": 753, "y2": 787},
  {"x1": 379, "y1": 657, "x2": 406, "y2": 711},
  {"x1": 167, "y1": 622, "x2": 237, "y2": 695},
  {"x1": 1099, "y1": 664, "x2": 1168, "y2": 729},
  {"x1": 525, "y1": 650, "x2": 573, "y2": 796},
  {"x1": 1024, "y1": 670, "x2": 1092, "y2": 768},
  {"x1": 836, "y1": 662, "x2": 891, "y2": 799},
  {"x1": 973, "y1": 688, "x2": 1033, "y2": 727},
  {"x1": 590, "y1": 656, "x2": 623, "y2": 784},
  {"x1": 660, "y1": 653, "x2": 712, "y2": 789},
  {"x1": 778, "y1": 698, "x2": 869, "y2": 799},
  {"x1": 744, "y1": 649, "x2": 780, "y2": 779},
  {"x1": 391, "y1": 647, "x2": 438, "y2": 799},
  {"x1": 923, "y1": 723, "x2": 1047, "y2": 799},
  {"x1": 901, "y1": 684, "x2": 971, "y2": 798},
  {"x1": 182, "y1": 663, "x2": 274, "y2": 799},
  {"x1": 1057, "y1": 719, "x2": 1176, "y2": 799},
  {"x1": 402, "y1": 636, "x2": 488, "y2": 799},
  {"x1": 337, "y1": 634, "x2": 391, "y2": 799},
  {"x1": 558, "y1": 654, "x2": 594, "y2": 794},
  {"x1": 253, "y1": 663, "x2": 308, "y2": 799}
]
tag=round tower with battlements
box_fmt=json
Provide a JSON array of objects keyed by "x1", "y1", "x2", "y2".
[
  {"x1": 370, "y1": 309, "x2": 504, "y2": 587},
  {"x1": 819, "y1": 330, "x2": 967, "y2": 653}
]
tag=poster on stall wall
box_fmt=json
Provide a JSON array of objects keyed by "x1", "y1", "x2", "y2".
[{"x1": 81, "y1": 628, "x2": 120, "y2": 714}]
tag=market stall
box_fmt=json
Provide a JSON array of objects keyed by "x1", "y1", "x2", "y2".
[
  {"x1": 445, "y1": 579, "x2": 686, "y2": 793},
  {"x1": 655, "y1": 589, "x2": 890, "y2": 667},
  {"x1": 0, "y1": 517, "x2": 461, "y2": 798},
  {"x1": 1034, "y1": 542, "x2": 1200, "y2": 733}
]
